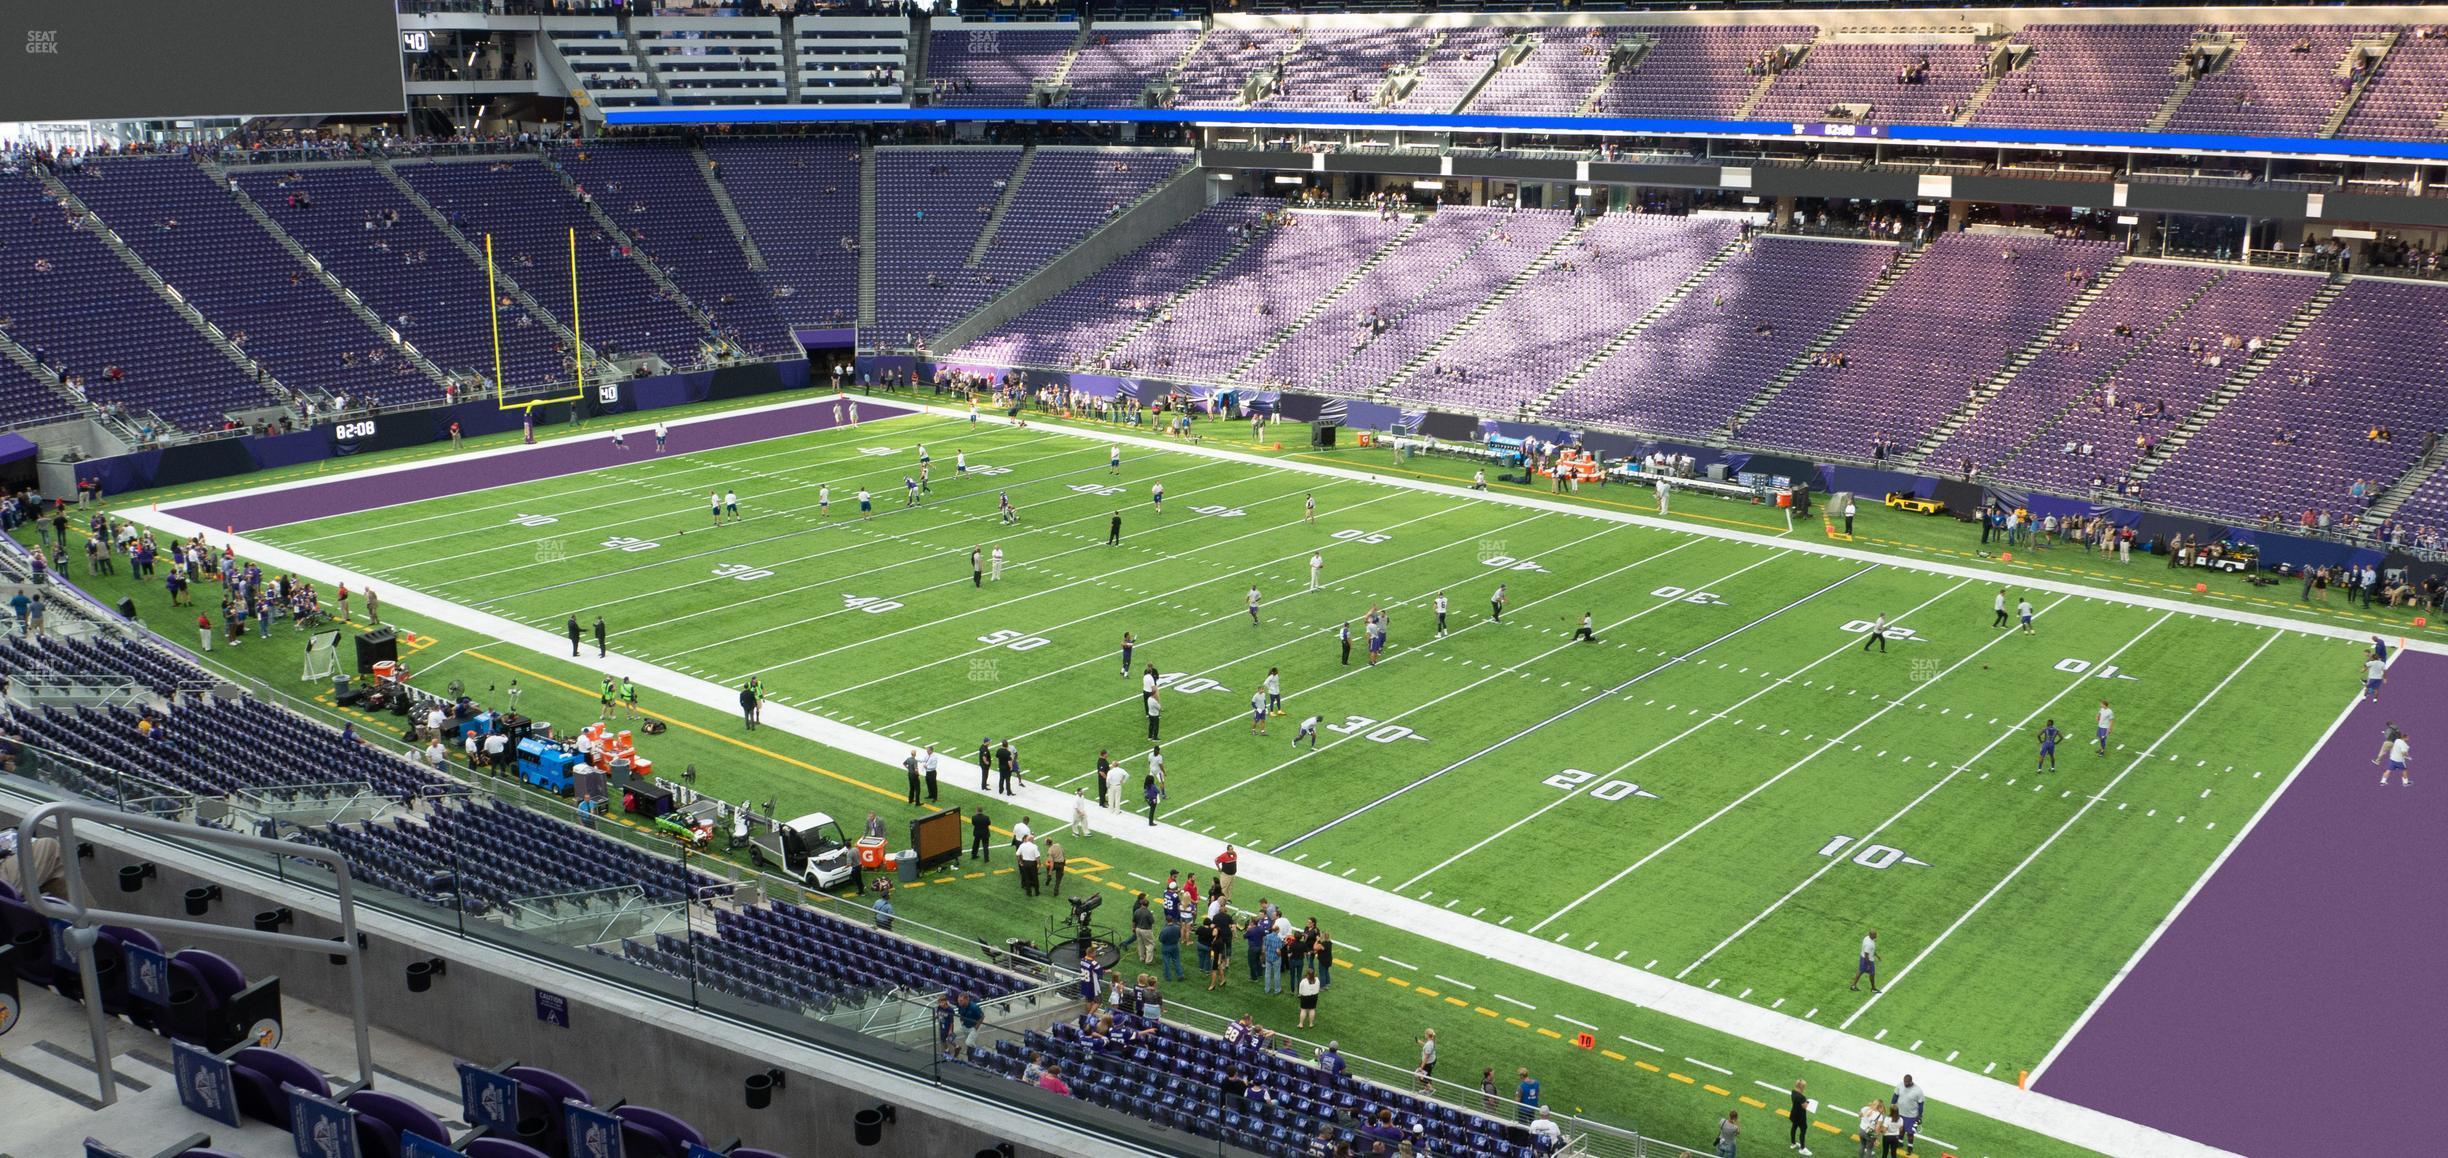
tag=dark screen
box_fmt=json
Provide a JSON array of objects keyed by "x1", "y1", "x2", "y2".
[{"x1": 0, "y1": 0, "x2": 403, "y2": 122}]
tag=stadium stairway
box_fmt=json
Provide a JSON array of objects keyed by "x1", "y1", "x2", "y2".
[
  {"x1": 2125, "y1": 277, "x2": 2346, "y2": 487},
  {"x1": 691, "y1": 144, "x2": 767, "y2": 273},
  {"x1": 2145, "y1": 45, "x2": 2205, "y2": 130},
  {"x1": 2320, "y1": 29, "x2": 2399, "y2": 137},
  {"x1": 2353, "y1": 427, "x2": 2448, "y2": 524},
  {"x1": 373, "y1": 159, "x2": 607, "y2": 381},
  {"x1": 1227, "y1": 214, "x2": 1429, "y2": 381},
  {"x1": 1375, "y1": 218, "x2": 1591, "y2": 401},
  {"x1": 0, "y1": 327, "x2": 118, "y2": 436},
  {"x1": 857, "y1": 146, "x2": 877, "y2": 331},
  {"x1": 35, "y1": 169, "x2": 299, "y2": 419},
  {"x1": 208, "y1": 159, "x2": 457, "y2": 394},
  {"x1": 1084, "y1": 221, "x2": 1272, "y2": 366},
  {"x1": 1716, "y1": 240, "x2": 1925, "y2": 442},
  {"x1": 1958, "y1": 263, "x2": 2232, "y2": 474},
  {"x1": 624, "y1": 22, "x2": 672, "y2": 105},
  {"x1": 540, "y1": 158, "x2": 740, "y2": 362},
  {"x1": 1903, "y1": 256, "x2": 2133, "y2": 466},
  {"x1": 1528, "y1": 230, "x2": 1753, "y2": 419},
  {"x1": 965, "y1": 145, "x2": 1037, "y2": 266}
]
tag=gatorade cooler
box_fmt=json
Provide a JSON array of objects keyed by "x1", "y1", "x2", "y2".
[
  {"x1": 630, "y1": 756, "x2": 652, "y2": 781},
  {"x1": 855, "y1": 836, "x2": 889, "y2": 871},
  {"x1": 1775, "y1": 491, "x2": 1793, "y2": 509},
  {"x1": 371, "y1": 660, "x2": 398, "y2": 683}
]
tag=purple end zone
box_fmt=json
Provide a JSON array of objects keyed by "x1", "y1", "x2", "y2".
[
  {"x1": 2037, "y1": 648, "x2": 2448, "y2": 1153},
  {"x1": 167, "y1": 397, "x2": 914, "y2": 532}
]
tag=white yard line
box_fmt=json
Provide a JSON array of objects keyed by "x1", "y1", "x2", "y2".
[
  {"x1": 783, "y1": 488, "x2": 1439, "y2": 699},
  {"x1": 2023, "y1": 659, "x2": 2373, "y2": 1087},
  {"x1": 1392, "y1": 577, "x2": 1973, "y2": 891},
  {"x1": 270, "y1": 414, "x2": 979, "y2": 548},
  {"x1": 371, "y1": 433, "x2": 1095, "y2": 578},
  {"x1": 167, "y1": 392, "x2": 917, "y2": 533},
  {"x1": 1841, "y1": 627, "x2": 2286, "y2": 1029},
  {"x1": 1675, "y1": 608, "x2": 2175, "y2": 980},
  {"x1": 1012, "y1": 518, "x2": 1644, "y2": 760},
  {"x1": 1165, "y1": 538, "x2": 1738, "y2": 818},
  {"x1": 1022, "y1": 523, "x2": 1688, "y2": 787},
  {"x1": 1272, "y1": 558, "x2": 1876, "y2": 853},
  {"x1": 622, "y1": 457, "x2": 1285, "y2": 653},
  {"x1": 119, "y1": 399, "x2": 2265, "y2": 1158},
  {"x1": 1527, "y1": 593, "x2": 2077, "y2": 937},
  {"x1": 849, "y1": 400, "x2": 2442, "y2": 659},
  {"x1": 904, "y1": 510, "x2": 1591, "y2": 733}
]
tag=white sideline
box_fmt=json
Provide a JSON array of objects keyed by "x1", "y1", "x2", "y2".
[
  {"x1": 125, "y1": 395, "x2": 2273, "y2": 1157},
  {"x1": 2023, "y1": 645, "x2": 2389, "y2": 1086}
]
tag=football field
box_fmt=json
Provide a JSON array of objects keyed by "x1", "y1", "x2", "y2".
[{"x1": 189, "y1": 401, "x2": 2363, "y2": 1090}]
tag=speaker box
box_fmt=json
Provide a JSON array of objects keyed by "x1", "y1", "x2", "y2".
[
  {"x1": 116, "y1": 597, "x2": 138, "y2": 620},
  {"x1": 1312, "y1": 424, "x2": 1338, "y2": 449},
  {"x1": 354, "y1": 628, "x2": 399, "y2": 675}
]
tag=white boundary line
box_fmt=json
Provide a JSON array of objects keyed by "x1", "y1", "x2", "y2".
[
  {"x1": 2022, "y1": 647, "x2": 2385, "y2": 1086},
  {"x1": 1840, "y1": 627, "x2": 2288, "y2": 1029},
  {"x1": 1527, "y1": 592, "x2": 2077, "y2": 938},
  {"x1": 117, "y1": 397, "x2": 2251, "y2": 1158},
  {"x1": 1395, "y1": 577, "x2": 1975, "y2": 893},
  {"x1": 160, "y1": 392, "x2": 916, "y2": 531},
  {"x1": 1675, "y1": 608, "x2": 2174, "y2": 980}
]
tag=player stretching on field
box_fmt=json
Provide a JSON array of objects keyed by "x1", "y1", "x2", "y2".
[
  {"x1": 2095, "y1": 699, "x2": 2114, "y2": 755},
  {"x1": 1490, "y1": 583, "x2": 1507, "y2": 623},
  {"x1": 1293, "y1": 715, "x2": 1320, "y2": 749},
  {"x1": 2036, "y1": 719, "x2": 2061, "y2": 772}
]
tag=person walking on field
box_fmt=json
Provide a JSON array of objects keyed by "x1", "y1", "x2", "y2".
[
  {"x1": 1850, "y1": 929, "x2": 1880, "y2": 992},
  {"x1": 1861, "y1": 613, "x2": 1888, "y2": 653},
  {"x1": 1490, "y1": 583, "x2": 1507, "y2": 623},
  {"x1": 1993, "y1": 589, "x2": 2010, "y2": 629}
]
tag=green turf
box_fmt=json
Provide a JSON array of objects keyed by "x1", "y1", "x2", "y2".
[{"x1": 82, "y1": 402, "x2": 2379, "y2": 1156}]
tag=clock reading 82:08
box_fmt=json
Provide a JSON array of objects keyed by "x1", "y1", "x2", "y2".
[{"x1": 334, "y1": 420, "x2": 378, "y2": 440}]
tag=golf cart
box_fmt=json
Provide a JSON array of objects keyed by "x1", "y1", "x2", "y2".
[{"x1": 751, "y1": 812, "x2": 859, "y2": 891}]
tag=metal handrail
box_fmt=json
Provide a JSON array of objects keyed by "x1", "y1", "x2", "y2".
[{"x1": 13, "y1": 800, "x2": 376, "y2": 1107}]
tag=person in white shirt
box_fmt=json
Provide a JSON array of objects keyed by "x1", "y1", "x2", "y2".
[
  {"x1": 955, "y1": 450, "x2": 968, "y2": 475},
  {"x1": 1249, "y1": 689, "x2": 1270, "y2": 735},
  {"x1": 1106, "y1": 761, "x2": 1129, "y2": 817},
  {"x1": 1851, "y1": 929, "x2": 1879, "y2": 992},
  {"x1": 2362, "y1": 655, "x2": 2387, "y2": 703},
  {"x1": 1010, "y1": 816, "x2": 1032, "y2": 846},
  {"x1": 653, "y1": 421, "x2": 669, "y2": 452},
  {"x1": 1071, "y1": 789, "x2": 1092, "y2": 840},
  {"x1": 1309, "y1": 552, "x2": 1323, "y2": 590},
  {"x1": 1263, "y1": 668, "x2": 1282, "y2": 715},
  {"x1": 1861, "y1": 614, "x2": 1889, "y2": 653},
  {"x1": 1857, "y1": 1101, "x2": 1886, "y2": 1158},
  {"x1": 1293, "y1": 715, "x2": 1320, "y2": 749},
  {"x1": 989, "y1": 546, "x2": 1004, "y2": 582},
  {"x1": 1992, "y1": 589, "x2": 2009, "y2": 629},
  {"x1": 1246, "y1": 585, "x2": 1262, "y2": 626},
  {"x1": 818, "y1": 484, "x2": 831, "y2": 515},
  {"x1": 2095, "y1": 699, "x2": 2114, "y2": 755},
  {"x1": 2017, "y1": 597, "x2": 2036, "y2": 635},
  {"x1": 2382, "y1": 734, "x2": 2411, "y2": 786},
  {"x1": 922, "y1": 745, "x2": 939, "y2": 804},
  {"x1": 724, "y1": 490, "x2": 738, "y2": 521},
  {"x1": 1471, "y1": 468, "x2": 1487, "y2": 491},
  {"x1": 1527, "y1": 1107, "x2": 1561, "y2": 1146},
  {"x1": 1655, "y1": 477, "x2": 1670, "y2": 514},
  {"x1": 1433, "y1": 592, "x2": 1449, "y2": 636},
  {"x1": 1304, "y1": 493, "x2": 1316, "y2": 523},
  {"x1": 710, "y1": 490, "x2": 724, "y2": 526},
  {"x1": 1015, "y1": 836, "x2": 1042, "y2": 896}
]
